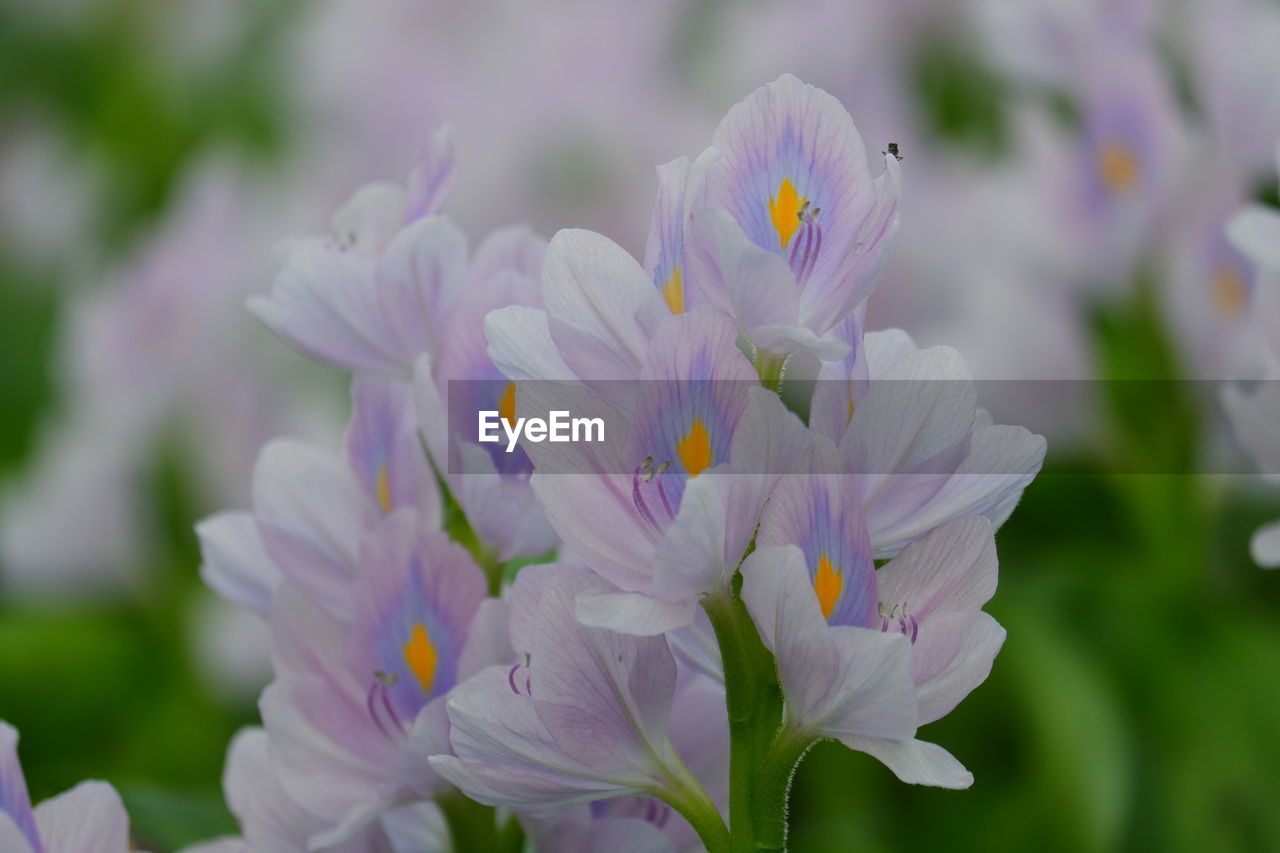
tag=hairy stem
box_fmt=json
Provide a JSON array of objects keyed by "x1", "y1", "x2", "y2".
[{"x1": 754, "y1": 349, "x2": 790, "y2": 395}]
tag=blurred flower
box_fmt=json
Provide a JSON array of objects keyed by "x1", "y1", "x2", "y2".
[{"x1": 0, "y1": 722, "x2": 136, "y2": 853}]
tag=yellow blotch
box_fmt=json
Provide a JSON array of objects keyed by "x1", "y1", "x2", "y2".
[
  {"x1": 677, "y1": 418, "x2": 713, "y2": 478},
  {"x1": 768, "y1": 178, "x2": 807, "y2": 248},
  {"x1": 814, "y1": 552, "x2": 843, "y2": 621},
  {"x1": 403, "y1": 623, "x2": 439, "y2": 693},
  {"x1": 1098, "y1": 141, "x2": 1139, "y2": 195},
  {"x1": 499, "y1": 382, "x2": 517, "y2": 428},
  {"x1": 662, "y1": 266, "x2": 685, "y2": 315},
  {"x1": 1212, "y1": 266, "x2": 1248, "y2": 319},
  {"x1": 375, "y1": 464, "x2": 393, "y2": 514}
]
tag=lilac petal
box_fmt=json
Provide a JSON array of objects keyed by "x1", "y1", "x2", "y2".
[
  {"x1": 196, "y1": 512, "x2": 279, "y2": 617},
  {"x1": 871, "y1": 424, "x2": 1045, "y2": 552},
  {"x1": 537, "y1": 816, "x2": 677, "y2": 853},
  {"x1": 1252, "y1": 521, "x2": 1280, "y2": 569},
  {"x1": 839, "y1": 737, "x2": 973, "y2": 789},
  {"x1": 469, "y1": 225, "x2": 545, "y2": 287},
  {"x1": 457, "y1": 599, "x2": 514, "y2": 682},
  {"x1": 526, "y1": 567, "x2": 677, "y2": 772},
  {"x1": 0, "y1": 817, "x2": 36, "y2": 853},
  {"x1": 253, "y1": 440, "x2": 374, "y2": 617},
  {"x1": 485, "y1": 306, "x2": 576, "y2": 381},
  {"x1": 574, "y1": 590, "x2": 698, "y2": 636},
  {"x1": 911, "y1": 611, "x2": 1006, "y2": 725},
  {"x1": 874, "y1": 517, "x2": 999, "y2": 619},
  {"x1": 643, "y1": 156, "x2": 695, "y2": 315},
  {"x1": 686, "y1": 208, "x2": 798, "y2": 346},
  {"x1": 250, "y1": 242, "x2": 398, "y2": 374},
  {"x1": 32, "y1": 781, "x2": 130, "y2": 853},
  {"x1": 0, "y1": 723, "x2": 40, "y2": 853},
  {"x1": 542, "y1": 229, "x2": 669, "y2": 380},
  {"x1": 221, "y1": 728, "x2": 316, "y2": 851},
  {"x1": 405, "y1": 125, "x2": 456, "y2": 223},
  {"x1": 797, "y1": 153, "x2": 901, "y2": 332},
  {"x1": 433, "y1": 668, "x2": 651, "y2": 811},
  {"x1": 330, "y1": 184, "x2": 408, "y2": 256},
  {"x1": 345, "y1": 376, "x2": 440, "y2": 525},
  {"x1": 373, "y1": 215, "x2": 469, "y2": 364},
  {"x1": 757, "y1": 473, "x2": 878, "y2": 628},
  {"x1": 740, "y1": 546, "x2": 916, "y2": 741},
  {"x1": 177, "y1": 840, "x2": 247, "y2": 853}
]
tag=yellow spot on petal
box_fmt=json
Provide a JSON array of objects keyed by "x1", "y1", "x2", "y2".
[
  {"x1": 403, "y1": 623, "x2": 438, "y2": 693},
  {"x1": 499, "y1": 381, "x2": 517, "y2": 429},
  {"x1": 677, "y1": 418, "x2": 713, "y2": 478},
  {"x1": 814, "y1": 552, "x2": 843, "y2": 620},
  {"x1": 1212, "y1": 265, "x2": 1248, "y2": 319},
  {"x1": 662, "y1": 265, "x2": 685, "y2": 315},
  {"x1": 1098, "y1": 141, "x2": 1139, "y2": 195},
  {"x1": 768, "y1": 178, "x2": 807, "y2": 248},
  {"x1": 846, "y1": 397, "x2": 856, "y2": 425},
  {"x1": 375, "y1": 464, "x2": 393, "y2": 514}
]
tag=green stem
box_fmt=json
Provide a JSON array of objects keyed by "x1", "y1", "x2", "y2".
[
  {"x1": 658, "y1": 763, "x2": 732, "y2": 853},
  {"x1": 754, "y1": 349, "x2": 789, "y2": 395},
  {"x1": 437, "y1": 791, "x2": 524, "y2": 853},
  {"x1": 753, "y1": 730, "x2": 818, "y2": 851},
  {"x1": 704, "y1": 588, "x2": 787, "y2": 852}
]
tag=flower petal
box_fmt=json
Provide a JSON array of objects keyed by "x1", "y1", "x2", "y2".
[{"x1": 839, "y1": 737, "x2": 973, "y2": 789}]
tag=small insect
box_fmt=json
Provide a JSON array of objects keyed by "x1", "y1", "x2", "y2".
[{"x1": 884, "y1": 142, "x2": 902, "y2": 161}]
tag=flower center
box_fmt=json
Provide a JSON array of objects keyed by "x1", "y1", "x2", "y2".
[
  {"x1": 814, "y1": 552, "x2": 843, "y2": 620},
  {"x1": 1212, "y1": 264, "x2": 1248, "y2": 319},
  {"x1": 1098, "y1": 140, "x2": 1139, "y2": 195},
  {"x1": 768, "y1": 178, "x2": 807, "y2": 248},
  {"x1": 375, "y1": 463, "x2": 393, "y2": 514},
  {"x1": 661, "y1": 265, "x2": 684, "y2": 314},
  {"x1": 499, "y1": 381, "x2": 518, "y2": 429},
  {"x1": 676, "y1": 418, "x2": 713, "y2": 478},
  {"x1": 403, "y1": 622, "x2": 439, "y2": 693}
]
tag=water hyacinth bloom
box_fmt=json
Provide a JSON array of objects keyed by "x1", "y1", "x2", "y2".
[
  {"x1": 810, "y1": 327, "x2": 1047, "y2": 556},
  {"x1": 250, "y1": 126, "x2": 468, "y2": 378},
  {"x1": 260, "y1": 510, "x2": 508, "y2": 845},
  {"x1": 431, "y1": 564, "x2": 722, "y2": 834},
  {"x1": 0, "y1": 722, "x2": 137, "y2": 853},
  {"x1": 743, "y1": 477, "x2": 1006, "y2": 788},
  {"x1": 198, "y1": 376, "x2": 439, "y2": 618},
  {"x1": 687, "y1": 74, "x2": 901, "y2": 362}
]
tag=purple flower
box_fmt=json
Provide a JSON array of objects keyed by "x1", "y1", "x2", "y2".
[
  {"x1": 0, "y1": 722, "x2": 136, "y2": 853},
  {"x1": 259, "y1": 511, "x2": 507, "y2": 846},
  {"x1": 431, "y1": 565, "x2": 716, "y2": 817},
  {"x1": 811, "y1": 327, "x2": 1046, "y2": 556},
  {"x1": 743, "y1": 474, "x2": 1007, "y2": 788},
  {"x1": 686, "y1": 74, "x2": 901, "y2": 361}
]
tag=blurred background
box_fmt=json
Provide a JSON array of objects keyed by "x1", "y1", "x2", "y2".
[{"x1": 2, "y1": 0, "x2": 1280, "y2": 850}]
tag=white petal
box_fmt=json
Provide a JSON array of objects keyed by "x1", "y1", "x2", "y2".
[
  {"x1": 839, "y1": 737, "x2": 973, "y2": 789},
  {"x1": 1251, "y1": 520, "x2": 1280, "y2": 569},
  {"x1": 33, "y1": 781, "x2": 130, "y2": 853},
  {"x1": 196, "y1": 512, "x2": 279, "y2": 617}
]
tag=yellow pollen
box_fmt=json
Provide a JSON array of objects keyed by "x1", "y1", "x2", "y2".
[
  {"x1": 814, "y1": 552, "x2": 843, "y2": 620},
  {"x1": 1212, "y1": 266, "x2": 1248, "y2": 318},
  {"x1": 768, "y1": 178, "x2": 807, "y2": 248},
  {"x1": 1098, "y1": 141, "x2": 1139, "y2": 194},
  {"x1": 499, "y1": 382, "x2": 517, "y2": 429},
  {"x1": 403, "y1": 623, "x2": 439, "y2": 693},
  {"x1": 375, "y1": 464, "x2": 393, "y2": 514},
  {"x1": 676, "y1": 418, "x2": 713, "y2": 478},
  {"x1": 662, "y1": 265, "x2": 685, "y2": 315}
]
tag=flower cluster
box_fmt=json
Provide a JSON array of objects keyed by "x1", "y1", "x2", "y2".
[{"x1": 1, "y1": 76, "x2": 1045, "y2": 852}]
